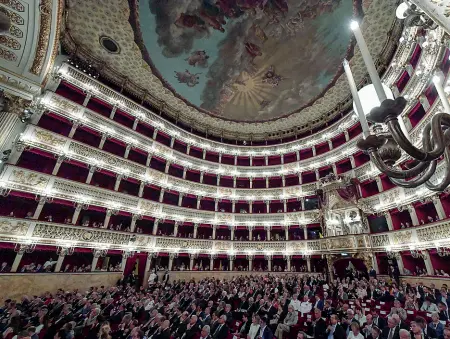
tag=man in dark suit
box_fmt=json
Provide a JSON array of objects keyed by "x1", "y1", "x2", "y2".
[
  {"x1": 235, "y1": 313, "x2": 251, "y2": 337},
  {"x1": 362, "y1": 314, "x2": 375, "y2": 339},
  {"x1": 151, "y1": 320, "x2": 171, "y2": 339},
  {"x1": 256, "y1": 317, "x2": 273, "y2": 339},
  {"x1": 415, "y1": 316, "x2": 436, "y2": 339},
  {"x1": 174, "y1": 312, "x2": 189, "y2": 339},
  {"x1": 202, "y1": 307, "x2": 212, "y2": 326},
  {"x1": 381, "y1": 316, "x2": 400, "y2": 339},
  {"x1": 237, "y1": 297, "x2": 249, "y2": 312},
  {"x1": 212, "y1": 314, "x2": 229, "y2": 339},
  {"x1": 199, "y1": 325, "x2": 212, "y2": 339},
  {"x1": 371, "y1": 310, "x2": 386, "y2": 330},
  {"x1": 325, "y1": 315, "x2": 346, "y2": 339},
  {"x1": 181, "y1": 315, "x2": 201, "y2": 339},
  {"x1": 224, "y1": 304, "x2": 233, "y2": 327},
  {"x1": 438, "y1": 302, "x2": 449, "y2": 321},
  {"x1": 210, "y1": 312, "x2": 220, "y2": 334},
  {"x1": 322, "y1": 301, "x2": 335, "y2": 319},
  {"x1": 410, "y1": 321, "x2": 430, "y2": 339},
  {"x1": 307, "y1": 308, "x2": 326, "y2": 339}
]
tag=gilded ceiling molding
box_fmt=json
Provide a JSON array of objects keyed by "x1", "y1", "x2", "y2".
[
  {"x1": 3, "y1": 92, "x2": 31, "y2": 115},
  {"x1": 42, "y1": 0, "x2": 63, "y2": 88},
  {"x1": 29, "y1": 0, "x2": 52, "y2": 76},
  {"x1": 0, "y1": 0, "x2": 24, "y2": 12}
]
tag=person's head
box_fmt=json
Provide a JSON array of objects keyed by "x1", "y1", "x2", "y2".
[
  {"x1": 387, "y1": 316, "x2": 396, "y2": 329},
  {"x1": 201, "y1": 325, "x2": 210, "y2": 338},
  {"x1": 391, "y1": 314, "x2": 400, "y2": 326},
  {"x1": 351, "y1": 323, "x2": 360, "y2": 335},
  {"x1": 18, "y1": 331, "x2": 31, "y2": 339},
  {"x1": 414, "y1": 316, "x2": 426, "y2": 330},
  {"x1": 444, "y1": 327, "x2": 450, "y2": 339},
  {"x1": 297, "y1": 332, "x2": 306, "y2": 339},
  {"x1": 342, "y1": 304, "x2": 349, "y2": 312},
  {"x1": 431, "y1": 312, "x2": 439, "y2": 323},
  {"x1": 399, "y1": 329, "x2": 411, "y2": 339},
  {"x1": 242, "y1": 313, "x2": 249, "y2": 323},
  {"x1": 219, "y1": 314, "x2": 227, "y2": 324},
  {"x1": 330, "y1": 314, "x2": 339, "y2": 325},
  {"x1": 259, "y1": 316, "x2": 267, "y2": 327},
  {"x1": 28, "y1": 327, "x2": 36, "y2": 336},
  {"x1": 190, "y1": 315, "x2": 198, "y2": 325},
  {"x1": 161, "y1": 320, "x2": 170, "y2": 330},
  {"x1": 394, "y1": 300, "x2": 401, "y2": 308},
  {"x1": 132, "y1": 330, "x2": 144, "y2": 339},
  {"x1": 314, "y1": 308, "x2": 321, "y2": 319},
  {"x1": 225, "y1": 304, "x2": 231, "y2": 312},
  {"x1": 288, "y1": 305, "x2": 294, "y2": 313},
  {"x1": 410, "y1": 321, "x2": 422, "y2": 335},
  {"x1": 366, "y1": 314, "x2": 373, "y2": 324},
  {"x1": 439, "y1": 302, "x2": 447, "y2": 312},
  {"x1": 252, "y1": 315, "x2": 260, "y2": 324},
  {"x1": 371, "y1": 326, "x2": 381, "y2": 339},
  {"x1": 371, "y1": 309, "x2": 379, "y2": 317},
  {"x1": 347, "y1": 309, "x2": 354, "y2": 319}
]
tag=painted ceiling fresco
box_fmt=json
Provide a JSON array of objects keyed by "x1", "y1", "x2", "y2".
[{"x1": 135, "y1": 0, "x2": 361, "y2": 122}]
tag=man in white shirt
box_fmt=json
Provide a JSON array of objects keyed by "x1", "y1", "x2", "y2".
[
  {"x1": 289, "y1": 294, "x2": 301, "y2": 312},
  {"x1": 420, "y1": 298, "x2": 439, "y2": 312},
  {"x1": 299, "y1": 296, "x2": 312, "y2": 316}
]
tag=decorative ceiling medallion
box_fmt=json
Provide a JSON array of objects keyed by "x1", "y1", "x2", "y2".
[
  {"x1": 29, "y1": 0, "x2": 52, "y2": 75},
  {"x1": 99, "y1": 35, "x2": 121, "y2": 54}
]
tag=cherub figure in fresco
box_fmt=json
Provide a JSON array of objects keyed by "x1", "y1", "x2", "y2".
[
  {"x1": 215, "y1": 0, "x2": 243, "y2": 18},
  {"x1": 174, "y1": 13, "x2": 207, "y2": 33},
  {"x1": 244, "y1": 42, "x2": 262, "y2": 61},
  {"x1": 262, "y1": 65, "x2": 284, "y2": 87},
  {"x1": 199, "y1": 7, "x2": 226, "y2": 32},
  {"x1": 186, "y1": 50, "x2": 210, "y2": 67},
  {"x1": 174, "y1": 70, "x2": 201, "y2": 87}
]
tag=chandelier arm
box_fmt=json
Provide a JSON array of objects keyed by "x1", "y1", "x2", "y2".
[
  {"x1": 369, "y1": 151, "x2": 431, "y2": 179},
  {"x1": 386, "y1": 113, "x2": 450, "y2": 162},
  {"x1": 388, "y1": 160, "x2": 437, "y2": 188},
  {"x1": 425, "y1": 148, "x2": 450, "y2": 191}
]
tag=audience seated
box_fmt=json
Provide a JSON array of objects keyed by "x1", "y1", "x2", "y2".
[{"x1": 1, "y1": 269, "x2": 450, "y2": 339}]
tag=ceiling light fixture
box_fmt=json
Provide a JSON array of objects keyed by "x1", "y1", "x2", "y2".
[{"x1": 346, "y1": 19, "x2": 450, "y2": 191}]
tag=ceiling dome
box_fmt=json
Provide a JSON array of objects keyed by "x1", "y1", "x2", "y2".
[
  {"x1": 63, "y1": 0, "x2": 400, "y2": 140},
  {"x1": 133, "y1": 0, "x2": 359, "y2": 122}
]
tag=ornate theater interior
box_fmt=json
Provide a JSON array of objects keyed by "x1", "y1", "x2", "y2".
[{"x1": 1, "y1": 1, "x2": 450, "y2": 338}]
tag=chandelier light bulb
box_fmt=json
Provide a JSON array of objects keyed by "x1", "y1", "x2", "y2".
[
  {"x1": 350, "y1": 20, "x2": 359, "y2": 30},
  {"x1": 432, "y1": 75, "x2": 441, "y2": 85},
  {"x1": 353, "y1": 84, "x2": 394, "y2": 117},
  {"x1": 396, "y1": 2, "x2": 409, "y2": 19}
]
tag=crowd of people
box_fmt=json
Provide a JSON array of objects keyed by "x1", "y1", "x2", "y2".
[{"x1": 1, "y1": 267, "x2": 450, "y2": 339}]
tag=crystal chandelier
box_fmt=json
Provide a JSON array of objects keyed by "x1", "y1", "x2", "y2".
[{"x1": 344, "y1": 14, "x2": 450, "y2": 191}]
